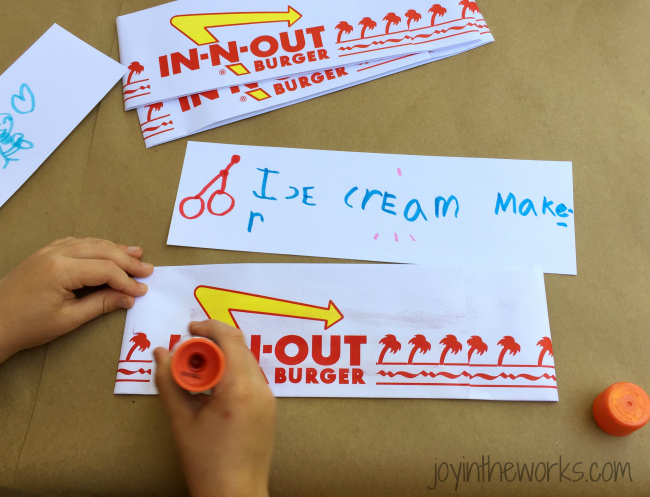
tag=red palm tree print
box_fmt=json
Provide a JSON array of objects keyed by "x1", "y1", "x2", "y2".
[
  {"x1": 467, "y1": 335, "x2": 488, "y2": 363},
  {"x1": 383, "y1": 13, "x2": 402, "y2": 34},
  {"x1": 408, "y1": 335, "x2": 431, "y2": 364},
  {"x1": 405, "y1": 9, "x2": 422, "y2": 30},
  {"x1": 428, "y1": 4, "x2": 448, "y2": 26},
  {"x1": 497, "y1": 336, "x2": 521, "y2": 366},
  {"x1": 335, "y1": 21, "x2": 354, "y2": 43},
  {"x1": 459, "y1": 0, "x2": 480, "y2": 19},
  {"x1": 146, "y1": 103, "x2": 164, "y2": 122},
  {"x1": 358, "y1": 17, "x2": 378, "y2": 39},
  {"x1": 439, "y1": 335, "x2": 462, "y2": 365},
  {"x1": 126, "y1": 62, "x2": 144, "y2": 85},
  {"x1": 378, "y1": 334, "x2": 402, "y2": 364},
  {"x1": 125, "y1": 332, "x2": 151, "y2": 361},
  {"x1": 536, "y1": 337, "x2": 553, "y2": 366}
]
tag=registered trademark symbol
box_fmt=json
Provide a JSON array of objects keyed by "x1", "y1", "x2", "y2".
[
  {"x1": 219, "y1": 69, "x2": 227, "y2": 76},
  {"x1": 240, "y1": 96, "x2": 247, "y2": 102}
]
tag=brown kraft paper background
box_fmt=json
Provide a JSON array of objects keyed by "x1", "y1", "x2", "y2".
[{"x1": 1, "y1": 0, "x2": 649, "y2": 495}]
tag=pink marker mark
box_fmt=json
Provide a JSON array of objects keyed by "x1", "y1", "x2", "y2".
[
  {"x1": 394, "y1": 233, "x2": 399, "y2": 242},
  {"x1": 397, "y1": 168, "x2": 402, "y2": 176},
  {"x1": 410, "y1": 235, "x2": 416, "y2": 241},
  {"x1": 373, "y1": 233, "x2": 379, "y2": 240}
]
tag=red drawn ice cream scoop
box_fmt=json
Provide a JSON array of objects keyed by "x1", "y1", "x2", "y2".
[
  {"x1": 593, "y1": 382, "x2": 650, "y2": 436},
  {"x1": 171, "y1": 337, "x2": 225, "y2": 393}
]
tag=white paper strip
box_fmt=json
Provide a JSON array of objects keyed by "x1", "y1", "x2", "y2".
[
  {"x1": 0, "y1": 25, "x2": 126, "y2": 208},
  {"x1": 117, "y1": 0, "x2": 491, "y2": 109},
  {"x1": 167, "y1": 143, "x2": 576, "y2": 275},
  {"x1": 115, "y1": 264, "x2": 557, "y2": 401}
]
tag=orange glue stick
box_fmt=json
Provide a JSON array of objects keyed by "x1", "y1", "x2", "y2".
[
  {"x1": 593, "y1": 382, "x2": 650, "y2": 436},
  {"x1": 171, "y1": 337, "x2": 225, "y2": 393}
]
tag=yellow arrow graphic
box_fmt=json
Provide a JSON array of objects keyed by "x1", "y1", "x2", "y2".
[
  {"x1": 171, "y1": 7, "x2": 303, "y2": 46},
  {"x1": 195, "y1": 286, "x2": 344, "y2": 330}
]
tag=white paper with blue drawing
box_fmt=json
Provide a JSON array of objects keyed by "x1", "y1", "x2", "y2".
[
  {"x1": 167, "y1": 143, "x2": 576, "y2": 275},
  {"x1": 0, "y1": 24, "x2": 126, "y2": 208}
]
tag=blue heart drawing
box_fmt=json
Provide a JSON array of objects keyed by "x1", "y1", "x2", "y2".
[{"x1": 11, "y1": 83, "x2": 36, "y2": 115}]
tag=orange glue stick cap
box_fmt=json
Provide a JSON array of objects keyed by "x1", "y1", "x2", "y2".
[
  {"x1": 171, "y1": 338, "x2": 225, "y2": 393},
  {"x1": 593, "y1": 382, "x2": 650, "y2": 436}
]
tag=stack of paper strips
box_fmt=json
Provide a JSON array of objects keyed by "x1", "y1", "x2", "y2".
[
  {"x1": 116, "y1": 0, "x2": 494, "y2": 146},
  {"x1": 116, "y1": 143, "x2": 573, "y2": 400},
  {"x1": 115, "y1": 264, "x2": 557, "y2": 401}
]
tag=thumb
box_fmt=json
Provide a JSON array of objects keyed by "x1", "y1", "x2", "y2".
[
  {"x1": 154, "y1": 347, "x2": 193, "y2": 424},
  {"x1": 67, "y1": 289, "x2": 134, "y2": 329}
]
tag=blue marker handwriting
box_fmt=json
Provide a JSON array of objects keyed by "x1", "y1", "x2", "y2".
[
  {"x1": 248, "y1": 212, "x2": 264, "y2": 232},
  {"x1": 249, "y1": 168, "x2": 317, "y2": 232},
  {"x1": 253, "y1": 169, "x2": 317, "y2": 206},
  {"x1": 248, "y1": 169, "x2": 572, "y2": 233},
  {"x1": 495, "y1": 192, "x2": 573, "y2": 227},
  {"x1": 345, "y1": 186, "x2": 458, "y2": 223}
]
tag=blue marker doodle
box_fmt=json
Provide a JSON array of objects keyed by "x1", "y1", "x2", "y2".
[
  {"x1": 0, "y1": 113, "x2": 34, "y2": 169},
  {"x1": 11, "y1": 84, "x2": 36, "y2": 115}
]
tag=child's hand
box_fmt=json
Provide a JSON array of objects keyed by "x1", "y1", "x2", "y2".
[
  {"x1": 0, "y1": 237, "x2": 153, "y2": 362},
  {"x1": 154, "y1": 320, "x2": 276, "y2": 497}
]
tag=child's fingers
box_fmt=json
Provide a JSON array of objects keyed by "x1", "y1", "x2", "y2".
[
  {"x1": 66, "y1": 259, "x2": 148, "y2": 296},
  {"x1": 47, "y1": 237, "x2": 76, "y2": 247},
  {"x1": 117, "y1": 244, "x2": 144, "y2": 259},
  {"x1": 64, "y1": 288, "x2": 134, "y2": 328},
  {"x1": 154, "y1": 348, "x2": 194, "y2": 424},
  {"x1": 60, "y1": 238, "x2": 153, "y2": 278}
]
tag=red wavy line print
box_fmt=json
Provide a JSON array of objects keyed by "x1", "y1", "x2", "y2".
[
  {"x1": 124, "y1": 85, "x2": 150, "y2": 95},
  {"x1": 377, "y1": 382, "x2": 558, "y2": 389},
  {"x1": 144, "y1": 128, "x2": 174, "y2": 140},
  {"x1": 123, "y1": 79, "x2": 149, "y2": 88},
  {"x1": 338, "y1": 22, "x2": 485, "y2": 52},
  {"x1": 140, "y1": 114, "x2": 171, "y2": 127},
  {"x1": 378, "y1": 371, "x2": 556, "y2": 382},
  {"x1": 410, "y1": 23, "x2": 486, "y2": 42},
  {"x1": 142, "y1": 121, "x2": 173, "y2": 133},
  {"x1": 124, "y1": 92, "x2": 150, "y2": 103},
  {"x1": 338, "y1": 36, "x2": 410, "y2": 51},
  {"x1": 117, "y1": 368, "x2": 152, "y2": 375}
]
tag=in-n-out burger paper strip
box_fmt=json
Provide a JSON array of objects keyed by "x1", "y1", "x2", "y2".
[
  {"x1": 115, "y1": 264, "x2": 557, "y2": 401},
  {"x1": 173, "y1": 36, "x2": 492, "y2": 144},
  {"x1": 137, "y1": 26, "x2": 493, "y2": 147},
  {"x1": 167, "y1": 143, "x2": 577, "y2": 275},
  {"x1": 117, "y1": 0, "x2": 492, "y2": 110},
  {"x1": 137, "y1": 52, "x2": 432, "y2": 146}
]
